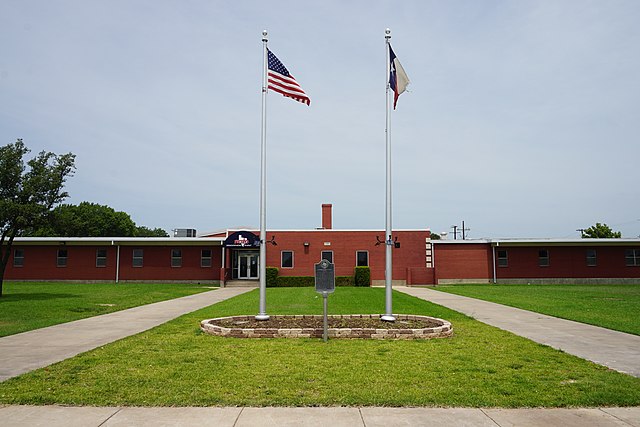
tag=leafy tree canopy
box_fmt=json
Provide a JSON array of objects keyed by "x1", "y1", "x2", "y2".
[
  {"x1": 1, "y1": 139, "x2": 76, "y2": 295},
  {"x1": 25, "y1": 202, "x2": 169, "y2": 237},
  {"x1": 581, "y1": 223, "x2": 622, "y2": 239}
]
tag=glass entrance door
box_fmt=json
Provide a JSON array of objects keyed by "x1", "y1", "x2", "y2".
[{"x1": 238, "y1": 253, "x2": 259, "y2": 279}]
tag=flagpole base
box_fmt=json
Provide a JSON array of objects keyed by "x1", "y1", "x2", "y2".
[
  {"x1": 255, "y1": 314, "x2": 270, "y2": 321},
  {"x1": 381, "y1": 314, "x2": 396, "y2": 322}
]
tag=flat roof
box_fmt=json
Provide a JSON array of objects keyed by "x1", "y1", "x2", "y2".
[
  {"x1": 433, "y1": 238, "x2": 640, "y2": 246},
  {"x1": 11, "y1": 237, "x2": 224, "y2": 246}
]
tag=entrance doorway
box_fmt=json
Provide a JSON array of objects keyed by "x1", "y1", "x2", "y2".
[{"x1": 236, "y1": 252, "x2": 259, "y2": 279}]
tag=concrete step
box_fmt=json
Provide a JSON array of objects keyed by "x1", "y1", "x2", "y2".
[{"x1": 224, "y1": 280, "x2": 259, "y2": 288}]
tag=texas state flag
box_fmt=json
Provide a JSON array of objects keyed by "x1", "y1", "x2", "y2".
[{"x1": 389, "y1": 45, "x2": 410, "y2": 110}]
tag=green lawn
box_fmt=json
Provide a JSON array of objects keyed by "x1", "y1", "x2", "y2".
[
  {"x1": 433, "y1": 284, "x2": 640, "y2": 335},
  {"x1": 0, "y1": 282, "x2": 214, "y2": 337},
  {"x1": 1, "y1": 287, "x2": 638, "y2": 407}
]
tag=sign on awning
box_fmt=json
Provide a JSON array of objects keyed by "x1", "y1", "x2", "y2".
[{"x1": 223, "y1": 231, "x2": 260, "y2": 248}]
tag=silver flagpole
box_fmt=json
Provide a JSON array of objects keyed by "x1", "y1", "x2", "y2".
[
  {"x1": 382, "y1": 28, "x2": 395, "y2": 322},
  {"x1": 256, "y1": 30, "x2": 270, "y2": 321}
]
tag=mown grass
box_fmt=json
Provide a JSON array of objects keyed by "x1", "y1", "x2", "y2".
[
  {"x1": 433, "y1": 284, "x2": 640, "y2": 335},
  {"x1": 0, "y1": 282, "x2": 214, "y2": 337},
  {"x1": 0, "y1": 287, "x2": 639, "y2": 407}
]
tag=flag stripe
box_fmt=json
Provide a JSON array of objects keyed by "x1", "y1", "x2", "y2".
[
  {"x1": 267, "y1": 48, "x2": 310, "y2": 106},
  {"x1": 268, "y1": 74, "x2": 305, "y2": 93}
]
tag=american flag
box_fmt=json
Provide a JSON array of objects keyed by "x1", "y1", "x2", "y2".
[{"x1": 267, "y1": 49, "x2": 310, "y2": 106}]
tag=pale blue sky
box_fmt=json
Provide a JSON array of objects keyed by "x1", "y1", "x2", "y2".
[{"x1": 1, "y1": 1, "x2": 639, "y2": 238}]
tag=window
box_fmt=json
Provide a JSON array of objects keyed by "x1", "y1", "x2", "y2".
[
  {"x1": 96, "y1": 248, "x2": 107, "y2": 267},
  {"x1": 171, "y1": 249, "x2": 182, "y2": 267},
  {"x1": 538, "y1": 249, "x2": 549, "y2": 267},
  {"x1": 57, "y1": 249, "x2": 68, "y2": 267},
  {"x1": 132, "y1": 249, "x2": 144, "y2": 267},
  {"x1": 586, "y1": 249, "x2": 597, "y2": 267},
  {"x1": 356, "y1": 251, "x2": 368, "y2": 267},
  {"x1": 13, "y1": 249, "x2": 24, "y2": 267},
  {"x1": 321, "y1": 251, "x2": 333, "y2": 263},
  {"x1": 625, "y1": 249, "x2": 640, "y2": 267},
  {"x1": 201, "y1": 249, "x2": 212, "y2": 267},
  {"x1": 497, "y1": 250, "x2": 508, "y2": 267},
  {"x1": 281, "y1": 251, "x2": 293, "y2": 268}
]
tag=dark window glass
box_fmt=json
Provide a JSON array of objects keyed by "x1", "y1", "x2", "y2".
[
  {"x1": 201, "y1": 249, "x2": 212, "y2": 267},
  {"x1": 538, "y1": 249, "x2": 549, "y2": 267},
  {"x1": 14, "y1": 249, "x2": 24, "y2": 267},
  {"x1": 586, "y1": 249, "x2": 597, "y2": 267},
  {"x1": 356, "y1": 251, "x2": 368, "y2": 267},
  {"x1": 497, "y1": 250, "x2": 508, "y2": 267},
  {"x1": 281, "y1": 251, "x2": 293, "y2": 268},
  {"x1": 171, "y1": 249, "x2": 182, "y2": 267},
  {"x1": 133, "y1": 249, "x2": 144, "y2": 268},
  {"x1": 96, "y1": 248, "x2": 107, "y2": 267},
  {"x1": 321, "y1": 251, "x2": 333, "y2": 263},
  {"x1": 626, "y1": 249, "x2": 640, "y2": 267},
  {"x1": 57, "y1": 249, "x2": 68, "y2": 267}
]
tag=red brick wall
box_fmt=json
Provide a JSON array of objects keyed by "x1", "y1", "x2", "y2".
[
  {"x1": 433, "y1": 243, "x2": 492, "y2": 282},
  {"x1": 5, "y1": 245, "x2": 221, "y2": 282},
  {"x1": 6, "y1": 245, "x2": 117, "y2": 281},
  {"x1": 265, "y1": 230, "x2": 430, "y2": 281},
  {"x1": 496, "y1": 246, "x2": 640, "y2": 279}
]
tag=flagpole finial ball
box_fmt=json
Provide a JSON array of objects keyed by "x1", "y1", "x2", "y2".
[
  {"x1": 262, "y1": 30, "x2": 268, "y2": 37},
  {"x1": 385, "y1": 28, "x2": 391, "y2": 35}
]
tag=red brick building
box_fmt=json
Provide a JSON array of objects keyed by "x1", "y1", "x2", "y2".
[
  {"x1": 433, "y1": 239, "x2": 640, "y2": 284},
  {"x1": 3, "y1": 205, "x2": 640, "y2": 285}
]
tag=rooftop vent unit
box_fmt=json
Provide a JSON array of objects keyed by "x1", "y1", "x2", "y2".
[{"x1": 173, "y1": 228, "x2": 197, "y2": 238}]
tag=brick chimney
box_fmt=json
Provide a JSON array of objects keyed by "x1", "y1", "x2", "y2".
[{"x1": 321, "y1": 204, "x2": 332, "y2": 229}]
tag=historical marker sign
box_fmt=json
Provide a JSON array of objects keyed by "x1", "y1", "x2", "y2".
[{"x1": 315, "y1": 259, "x2": 335, "y2": 294}]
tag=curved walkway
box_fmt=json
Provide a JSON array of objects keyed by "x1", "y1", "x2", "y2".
[
  {"x1": 396, "y1": 286, "x2": 640, "y2": 378},
  {"x1": 0, "y1": 287, "x2": 253, "y2": 382}
]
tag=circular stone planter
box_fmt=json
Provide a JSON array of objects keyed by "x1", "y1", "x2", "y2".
[{"x1": 200, "y1": 314, "x2": 452, "y2": 340}]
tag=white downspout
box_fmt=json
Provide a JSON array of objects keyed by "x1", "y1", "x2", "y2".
[{"x1": 492, "y1": 242, "x2": 497, "y2": 284}]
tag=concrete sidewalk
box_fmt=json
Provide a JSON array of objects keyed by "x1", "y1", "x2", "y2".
[
  {"x1": 1, "y1": 405, "x2": 639, "y2": 426},
  {"x1": 396, "y1": 286, "x2": 640, "y2": 377},
  {"x1": 0, "y1": 287, "x2": 253, "y2": 382}
]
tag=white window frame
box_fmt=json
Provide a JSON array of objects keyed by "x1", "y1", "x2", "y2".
[
  {"x1": 281, "y1": 250, "x2": 294, "y2": 269},
  {"x1": 171, "y1": 249, "x2": 182, "y2": 268},
  {"x1": 96, "y1": 248, "x2": 107, "y2": 268},
  {"x1": 201, "y1": 249, "x2": 212, "y2": 268},
  {"x1": 132, "y1": 249, "x2": 144, "y2": 268},
  {"x1": 14, "y1": 249, "x2": 24, "y2": 267},
  {"x1": 538, "y1": 249, "x2": 550, "y2": 267},
  {"x1": 57, "y1": 249, "x2": 68, "y2": 268},
  {"x1": 356, "y1": 250, "x2": 369, "y2": 267},
  {"x1": 497, "y1": 250, "x2": 508, "y2": 268}
]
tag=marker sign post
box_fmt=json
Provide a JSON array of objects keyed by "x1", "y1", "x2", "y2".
[{"x1": 315, "y1": 259, "x2": 335, "y2": 342}]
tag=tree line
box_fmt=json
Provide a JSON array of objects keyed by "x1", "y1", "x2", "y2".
[{"x1": 1, "y1": 139, "x2": 167, "y2": 296}]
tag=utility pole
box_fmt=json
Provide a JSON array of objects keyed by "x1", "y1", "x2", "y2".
[
  {"x1": 461, "y1": 221, "x2": 470, "y2": 240},
  {"x1": 451, "y1": 225, "x2": 458, "y2": 240}
]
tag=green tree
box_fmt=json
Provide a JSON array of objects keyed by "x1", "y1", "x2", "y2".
[
  {"x1": 27, "y1": 202, "x2": 137, "y2": 237},
  {"x1": 135, "y1": 226, "x2": 169, "y2": 237},
  {"x1": 0, "y1": 139, "x2": 75, "y2": 296},
  {"x1": 581, "y1": 223, "x2": 622, "y2": 238},
  {"x1": 26, "y1": 202, "x2": 169, "y2": 237}
]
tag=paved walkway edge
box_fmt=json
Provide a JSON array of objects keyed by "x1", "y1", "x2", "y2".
[
  {"x1": 396, "y1": 286, "x2": 640, "y2": 377},
  {"x1": 0, "y1": 405, "x2": 639, "y2": 426},
  {"x1": 0, "y1": 287, "x2": 253, "y2": 382}
]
